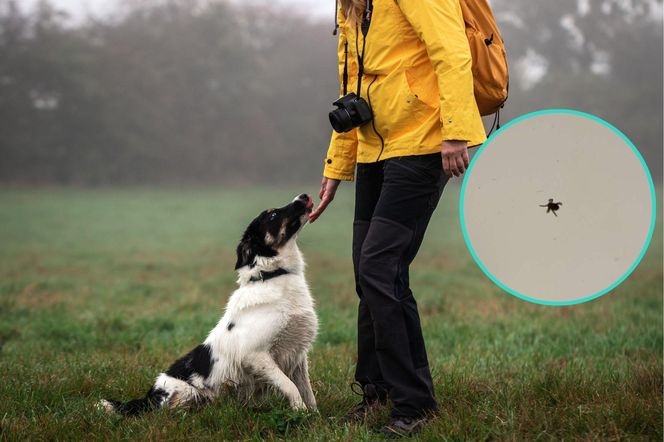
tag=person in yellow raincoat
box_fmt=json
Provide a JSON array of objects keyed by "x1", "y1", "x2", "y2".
[{"x1": 309, "y1": 0, "x2": 486, "y2": 436}]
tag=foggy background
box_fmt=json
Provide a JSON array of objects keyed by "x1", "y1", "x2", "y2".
[{"x1": 1, "y1": 0, "x2": 662, "y2": 186}]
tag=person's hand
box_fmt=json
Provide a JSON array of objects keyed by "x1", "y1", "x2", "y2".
[
  {"x1": 309, "y1": 177, "x2": 340, "y2": 223},
  {"x1": 441, "y1": 140, "x2": 469, "y2": 177}
]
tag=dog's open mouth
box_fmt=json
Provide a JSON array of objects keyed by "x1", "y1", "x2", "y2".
[{"x1": 305, "y1": 196, "x2": 314, "y2": 213}]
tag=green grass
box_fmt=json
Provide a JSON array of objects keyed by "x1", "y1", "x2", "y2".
[{"x1": 0, "y1": 185, "x2": 661, "y2": 441}]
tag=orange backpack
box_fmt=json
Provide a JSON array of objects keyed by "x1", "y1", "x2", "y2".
[{"x1": 460, "y1": 0, "x2": 509, "y2": 117}]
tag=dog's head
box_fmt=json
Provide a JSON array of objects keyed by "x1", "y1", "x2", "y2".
[{"x1": 235, "y1": 193, "x2": 313, "y2": 269}]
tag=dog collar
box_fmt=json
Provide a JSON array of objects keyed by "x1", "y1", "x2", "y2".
[{"x1": 249, "y1": 268, "x2": 289, "y2": 283}]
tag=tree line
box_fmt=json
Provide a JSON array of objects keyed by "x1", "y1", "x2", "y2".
[{"x1": 0, "y1": 0, "x2": 661, "y2": 185}]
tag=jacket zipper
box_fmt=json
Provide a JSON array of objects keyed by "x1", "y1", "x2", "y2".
[{"x1": 366, "y1": 75, "x2": 385, "y2": 161}]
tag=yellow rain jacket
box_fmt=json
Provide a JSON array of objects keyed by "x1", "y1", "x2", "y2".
[{"x1": 323, "y1": 0, "x2": 487, "y2": 181}]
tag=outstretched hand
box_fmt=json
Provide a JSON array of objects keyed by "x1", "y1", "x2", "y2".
[{"x1": 309, "y1": 177, "x2": 340, "y2": 223}]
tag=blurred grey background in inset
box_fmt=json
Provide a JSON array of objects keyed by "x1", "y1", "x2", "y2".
[
  {"x1": 462, "y1": 112, "x2": 655, "y2": 303},
  {"x1": 2, "y1": 0, "x2": 662, "y2": 186}
]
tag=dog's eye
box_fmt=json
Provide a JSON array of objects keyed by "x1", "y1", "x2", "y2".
[{"x1": 269, "y1": 212, "x2": 278, "y2": 221}]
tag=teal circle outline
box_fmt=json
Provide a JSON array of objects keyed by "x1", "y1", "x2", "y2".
[{"x1": 459, "y1": 109, "x2": 657, "y2": 306}]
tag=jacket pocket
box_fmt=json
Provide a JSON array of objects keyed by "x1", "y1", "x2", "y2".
[{"x1": 373, "y1": 69, "x2": 437, "y2": 142}]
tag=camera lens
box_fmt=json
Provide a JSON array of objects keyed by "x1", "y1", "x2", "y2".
[{"x1": 329, "y1": 108, "x2": 353, "y2": 133}]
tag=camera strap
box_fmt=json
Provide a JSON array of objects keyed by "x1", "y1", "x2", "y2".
[
  {"x1": 340, "y1": 0, "x2": 373, "y2": 97},
  {"x1": 342, "y1": 41, "x2": 349, "y2": 95}
]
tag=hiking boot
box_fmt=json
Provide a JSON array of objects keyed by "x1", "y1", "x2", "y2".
[
  {"x1": 340, "y1": 382, "x2": 388, "y2": 424},
  {"x1": 378, "y1": 416, "x2": 427, "y2": 438}
]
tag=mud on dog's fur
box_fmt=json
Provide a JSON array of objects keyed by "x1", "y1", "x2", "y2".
[{"x1": 99, "y1": 194, "x2": 318, "y2": 416}]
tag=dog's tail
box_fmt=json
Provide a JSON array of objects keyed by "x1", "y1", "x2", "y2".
[
  {"x1": 97, "y1": 387, "x2": 166, "y2": 417},
  {"x1": 97, "y1": 397, "x2": 153, "y2": 416}
]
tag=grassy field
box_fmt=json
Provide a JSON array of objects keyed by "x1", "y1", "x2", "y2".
[{"x1": 0, "y1": 185, "x2": 661, "y2": 441}]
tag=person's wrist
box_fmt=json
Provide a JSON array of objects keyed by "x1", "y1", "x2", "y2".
[
  {"x1": 441, "y1": 140, "x2": 468, "y2": 153},
  {"x1": 442, "y1": 139, "x2": 467, "y2": 146},
  {"x1": 328, "y1": 179, "x2": 340, "y2": 194}
]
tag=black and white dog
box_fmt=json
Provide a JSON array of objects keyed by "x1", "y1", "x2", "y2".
[{"x1": 99, "y1": 194, "x2": 318, "y2": 416}]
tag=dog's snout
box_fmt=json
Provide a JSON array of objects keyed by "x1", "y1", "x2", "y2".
[{"x1": 293, "y1": 193, "x2": 313, "y2": 212}]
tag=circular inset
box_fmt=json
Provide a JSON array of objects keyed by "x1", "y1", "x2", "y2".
[{"x1": 460, "y1": 109, "x2": 656, "y2": 305}]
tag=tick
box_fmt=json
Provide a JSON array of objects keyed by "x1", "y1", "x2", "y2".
[{"x1": 540, "y1": 198, "x2": 563, "y2": 216}]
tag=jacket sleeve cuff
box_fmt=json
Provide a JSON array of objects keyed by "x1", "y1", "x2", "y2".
[
  {"x1": 324, "y1": 129, "x2": 358, "y2": 181},
  {"x1": 440, "y1": 115, "x2": 487, "y2": 147},
  {"x1": 323, "y1": 164, "x2": 355, "y2": 181}
]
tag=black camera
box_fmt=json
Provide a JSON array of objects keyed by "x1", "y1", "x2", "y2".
[{"x1": 329, "y1": 93, "x2": 373, "y2": 133}]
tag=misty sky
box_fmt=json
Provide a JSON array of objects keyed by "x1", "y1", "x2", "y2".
[{"x1": 25, "y1": 0, "x2": 333, "y2": 21}]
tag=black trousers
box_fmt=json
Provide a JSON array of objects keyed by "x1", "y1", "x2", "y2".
[{"x1": 353, "y1": 153, "x2": 448, "y2": 418}]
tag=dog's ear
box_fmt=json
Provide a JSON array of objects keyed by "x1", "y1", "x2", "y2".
[
  {"x1": 235, "y1": 239, "x2": 255, "y2": 269},
  {"x1": 235, "y1": 217, "x2": 277, "y2": 269}
]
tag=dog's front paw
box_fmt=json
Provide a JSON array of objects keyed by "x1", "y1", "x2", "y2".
[{"x1": 290, "y1": 399, "x2": 307, "y2": 411}]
